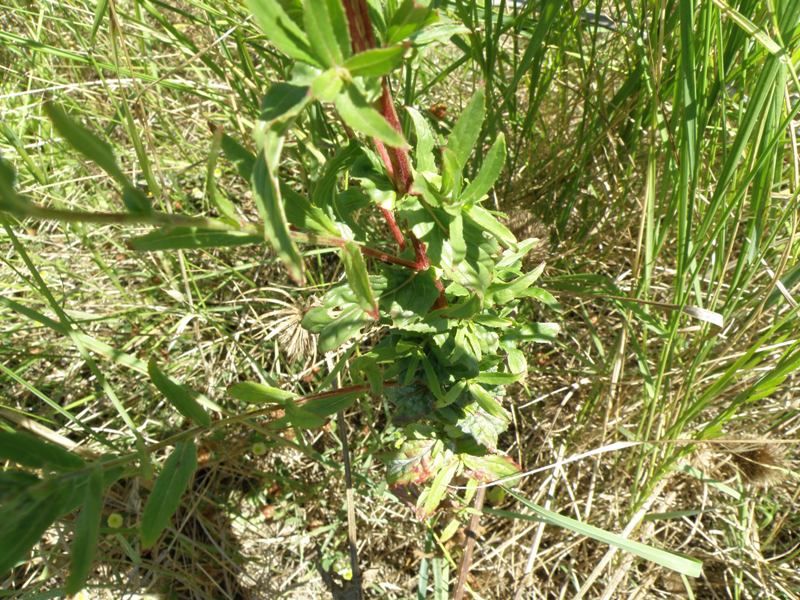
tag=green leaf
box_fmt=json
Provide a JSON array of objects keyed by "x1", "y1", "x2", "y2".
[
  {"x1": 148, "y1": 359, "x2": 212, "y2": 428},
  {"x1": 341, "y1": 241, "x2": 378, "y2": 317},
  {"x1": 121, "y1": 185, "x2": 152, "y2": 214},
  {"x1": 462, "y1": 453, "x2": 519, "y2": 482},
  {"x1": 417, "y1": 455, "x2": 458, "y2": 518},
  {"x1": 260, "y1": 83, "x2": 311, "y2": 123},
  {"x1": 129, "y1": 228, "x2": 262, "y2": 251},
  {"x1": 220, "y1": 133, "x2": 256, "y2": 181},
  {"x1": 495, "y1": 489, "x2": 703, "y2": 578},
  {"x1": 344, "y1": 46, "x2": 406, "y2": 77},
  {"x1": 461, "y1": 133, "x2": 506, "y2": 204},
  {"x1": 0, "y1": 155, "x2": 28, "y2": 211},
  {"x1": 286, "y1": 399, "x2": 327, "y2": 428},
  {"x1": 0, "y1": 430, "x2": 85, "y2": 471},
  {"x1": 65, "y1": 468, "x2": 104, "y2": 595},
  {"x1": 334, "y1": 85, "x2": 407, "y2": 148},
  {"x1": 466, "y1": 205, "x2": 516, "y2": 247},
  {"x1": 282, "y1": 184, "x2": 340, "y2": 235},
  {"x1": 428, "y1": 294, "x2": 481, "y2": 320},
  {"x1": 228, "y1": 381, "x2": 297, "y2": 404},
  {"x1": 488, "y1": 262, "x2": 546, "y2": 305},
  {"x1": 468, "y1": 383, "x2": 510, "y2": 422},
  {"x1": 252, "y1": 149, "x2": 305, "y2": 283},
  {"x1": 246, "y1": 0, "x2": 319, "y2": 65},
  {"x1": 303, "y1": 0, "x2": 350, "y2": 66},
  {"x1": 302, "y1": 276, "x2": 387, "y2": 351},
  {"x1": 44, "y1": 102, "x2": 128, "y2": 185},
  {"x1": 140, "y1": 440, "x2": 198, "y2": 549},
  {"x1": 310, "y1": 68, "x2": 344, "y2": 102},
  {"x1": 0, "y1": 483, "x2": 75, "y2": 576},
  {"x1": 386, "y1": 0, "x2": 436, "y2": 45},
  {"x1": 446, "y1": 89, "x2": 485, "y2": 170},
  {"x1": 90, "y1": 0, "x2": 109, "y2": 42},
  {"x1": 406, "y1": 106, "x2": 437, "y2": 173}
]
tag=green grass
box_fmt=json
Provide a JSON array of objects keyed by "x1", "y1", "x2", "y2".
[{"x1": 2, "y1": 0, "x2": 800, "y2": 597}]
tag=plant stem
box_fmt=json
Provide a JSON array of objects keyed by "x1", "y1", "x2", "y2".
[{"x1": 453, "y1": 486, "x2": 487, "y2": 600}]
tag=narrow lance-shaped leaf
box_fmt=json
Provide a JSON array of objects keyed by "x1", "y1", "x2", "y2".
[
  {"x1": 341, "y1": 241, "x2": 378, "y2": 318},
  {"x1": 406, "y1": 106, "x2": 437, "y2": 173},
  {"x1": 0, "y1": 484, "x2": 75, "y2": 576},
  {"x1": 229, "y1": 381, "x2": 298, "y2": 404},
  {"x1": 45, "y1": 102, "x2": 127, "y2": 183},
  {"x1": 246, "y1": 0, "x2": 320, "y2": 65},
  {"x1": 461, "y1": 132, "x2": 506, "y2": 204},
  {"x1": 344, "y1": 46, "x2": 406, "y2": 77},
  {"x1": 494, "y1": 489, "x2": 703, "y2": 578},
  {"x1": 303, "y1": 0, "x2": 351, "y2": 66},
  {"x1": 140, "y1": 440, "x2": 198, "y2": 549},
  {"x1": 129, "y1": 228, "x2": 263, "y2": 252},
  {"x1": 334, "y1": 85, "x2": 407, "y2": 148},
  {"x1": 44, "y1": 102, "x2": 151, "y2": 214},
  {"x1": 65, "y1": 468, "x2": 104, "y2": 595},
  {"x1": 0, "y1": 430, "x2": 85, "y2": 471},
  {"x1": 446, "y1": 88, "x2": 485, "y2": 170},
  {"x1": 418, "y1": 456, "x2": 459, "y2": 518},
  {"x1": 252, "y1": 148, "x2": 305, "y2": 284},
  {"x1": 148, "y1": 359, "x2": 212, "y2": 427}
]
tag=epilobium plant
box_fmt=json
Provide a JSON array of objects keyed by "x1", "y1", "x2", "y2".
[{"x1": 0, "y1": 0, "x2": 703, "y2": 592}]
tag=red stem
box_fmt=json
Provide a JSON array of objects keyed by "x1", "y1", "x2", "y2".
[{"x1": 341, "y1": 0, "x2": 446, "y2": 306}]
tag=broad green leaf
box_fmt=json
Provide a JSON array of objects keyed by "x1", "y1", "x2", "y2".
[
  {"x1": 260, "y1": 83, "x2": 311, "y2": 123},
  {"x1": 246, "y1": 0, "x2": 319, "y2": 65},
  {"x1": 44, "y1": 102, "x2": 128, "y2": 184},
  {"x1": 446, "y1": 89, "x2": 485, "y2": 170},
  {"x1": 417, "y1": 455, "x2": 458, "y2": 518},
  {"x1": 303, "y1": 0, "x2": 350, "y2": 66},
  {"x1": 468, "y1": 383, "x2": 510, "y2": 421},
  {"x1": 286, "y1": 400, "x2": 327, "y2": 428},
  {"x1": 148, "y1": 359, "x2": 211, "y2": 428},
  {"x1": 282, "y1": 184, "x2": 340, "y2": 235},
  {"x1": 0, "y1": 483, "x2": 75, "y2": 576},
  {"x1": 140, "y1": 440, "x2": 198, "y2": 549},
  {"x1": 494, "y1": 489, "x2": 703, "y2": 578},
  {"x1": 228, "y1": 381, "x2": 297, "y2": 404},
  {"x1": 129, "y1": 228, "x2": 262, "y2": 251},
  {"x1": 341, "y1": 241, "x2": 378, "y2": 317},
  {"x1": 344, "y1": 46, "x2": 406, "y2": 77},
  {"x1": 334, "y1": 85, "x2": 407, "y2": 148},
  {"x1": 0, "y1": 430, "x2": 84, "y2": 471},
  {"x1": 252, "y1": 149, "x2": 305, "y2": 284},
  {"x1": 461, "y1": 133, "x2": 506, "y2": 204},
  {"x1": 0, "y1": 470, "x2": 39, "y2": 503},
  {"x1": 65, "y1": 468, "x2": 104, "y2": 595}
]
